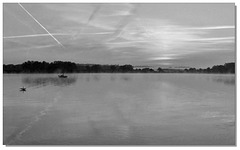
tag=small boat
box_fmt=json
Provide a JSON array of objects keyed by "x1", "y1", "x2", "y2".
[
  {"x1": 58, "y1": 74, "x2": 68, "y2": 78},
  {"x1": 20, "y1": 87, "x2": 26, "y2": 92}
]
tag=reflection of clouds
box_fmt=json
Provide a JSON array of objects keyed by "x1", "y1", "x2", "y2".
[
  {"x1": 201, "y1": 111, "x2": 235, "y2": 127},
  {"x1": 212, "y1": 76, "x2": 235, "y2": 86},
  {"x1": 82, "y1": 74, "x2": 132, "y2": 82},
  {"x1": 22, "y1": 76, "x2": 77, "y2": 87},
  {"x1": 93, "y1": 75, "x2": 101, "y2": 81},
  {"x1": 83, "y1": 75, "x2": 101, "y2": 82}
]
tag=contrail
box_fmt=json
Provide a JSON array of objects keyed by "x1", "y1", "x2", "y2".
[
  {"x1": 3, "y1": 32, "x2": 112, "y2": 39},
  {"x1": 188, "y1": 26, "x2": 235, "y2": 30},
  {"x1": 3, "y1": 33, "x2": 71, "y2": 39},
  {"x1": 86, "y1": 5, "x2": 101, "y2": 24},
  {"x1": 74, "y1": 5, "x2": 101, "y2": 38},
  {"x1": 18, "y1": 3, "x2": 64, "y2": 47},
  {"x1": 107, "y1": 4, "x2": 137, "y2": 41}
]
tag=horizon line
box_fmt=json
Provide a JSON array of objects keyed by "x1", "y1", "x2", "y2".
[{"x1": 3, "y1": 60, "x2": 235, "y2": 70}]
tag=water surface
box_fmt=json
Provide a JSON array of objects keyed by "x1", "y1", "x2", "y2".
[{"x1": 3, "y1": 73, "x2": 235, "y2": 145}]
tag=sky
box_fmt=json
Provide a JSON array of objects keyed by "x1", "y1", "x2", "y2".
[{"x1": 3, "y1": 3, "x2": 235, "y2": 68}]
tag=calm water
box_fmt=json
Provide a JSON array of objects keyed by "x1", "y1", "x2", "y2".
[{"x1": 3, "y1": 73, "x2": 235, "y2": 145}]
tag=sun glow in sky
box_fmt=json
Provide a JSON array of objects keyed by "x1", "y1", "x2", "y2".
[{"x1": 3, "y1": 3, "x2": 235, "y2": 68}]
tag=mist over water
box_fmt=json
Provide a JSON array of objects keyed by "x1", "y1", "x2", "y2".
[
  {"x1": 3, "y1": 74, "x2": 235, "y2": 145},
  {"x1": 22, "y1": 75, "x2": 78, "y2": 87}
]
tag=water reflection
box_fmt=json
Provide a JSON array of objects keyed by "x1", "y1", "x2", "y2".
[
  {"x1": 120, "y1": 75, "x2": 132, "y2": 81},
  {"x1": 212, "y1": 76, "x2": 235, "y2": 86},
  {"x1": 4, "y1": 74, "x2": 235, "y2": 145},
  {"x1": 93, "y1": 75, "x2": 101, "y2": 81},
  {"x1": 81, "y1": 74, "x2": 132, "y2": 82},
  {"x1": 83, "y1": 75, "x2": 101, "y2": 82},
  {"x1": 110, "y1": 75, "x2": 116, "y2": 81},
  {"x1": 22, "y1": 76, "x2": 77, "y2": 87}
]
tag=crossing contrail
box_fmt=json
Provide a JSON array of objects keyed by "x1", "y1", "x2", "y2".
[
  {"x1": 18, "y1": 3, "x2": 64, "y2": 47},
  {"x1": 3, "y1": 32, "x2": 113, "y2": 40},
  {"x1": 107, "y1": 4, "x2": 137, "y2": 42},
  {"x1": 3, "y1": 33, "x2": 71, "y2": 39},
  {"x1": 74, "y1": 5, "x2": 101, "y2": 39},
  {"x1": 86, "y1": 5, "x2": 101, "y2": 24}
]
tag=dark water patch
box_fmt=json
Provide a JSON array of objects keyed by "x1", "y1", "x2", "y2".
[
  {"x1": 212, "y1": 76, "x2": 235, "y2": 86},
  {"x1": 110, "y1": 75, "x2": 116, "y2": 81},
  {"x1": 22, "y1": 76, "x2": 77, "y2": 87},
  {"x1": 120, "y1": 75, "x2": 132, "y2": 81}
]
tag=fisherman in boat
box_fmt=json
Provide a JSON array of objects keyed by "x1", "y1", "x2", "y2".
[{"x1": 58, "y1": 73, "x2": 67, "y2": 78}]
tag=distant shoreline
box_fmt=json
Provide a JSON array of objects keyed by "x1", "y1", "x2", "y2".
[
  {"x1": 3, "y1": 72, "x2": 235, "y2": 75},
  {"x1": 3, "y1": 61, "x2": 235, "y2": 74}
]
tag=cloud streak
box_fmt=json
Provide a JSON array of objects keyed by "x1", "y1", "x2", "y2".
[
  {"x1": 104, "y1": 18, "x2": 235, "y2": 64},
  {"x1": 3, "y1": 33, "x2": 72, "y2": 39},
  {"x1": 3, "y1": 3, "x2": 235, "y2": 67},
  {"x1": 187, "y1": 26, "x2": 235, "y2": 30}
]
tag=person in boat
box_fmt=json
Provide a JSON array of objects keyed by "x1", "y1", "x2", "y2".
[{"x1": 58, "y1": 73, "x2": 67, "y2": 78}]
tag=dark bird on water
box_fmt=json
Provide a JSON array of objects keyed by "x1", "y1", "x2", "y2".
[{"x1": 20, "y1": 87, "x2": 26, "y2": 92}]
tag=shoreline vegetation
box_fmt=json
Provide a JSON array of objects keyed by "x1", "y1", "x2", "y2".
[{"x1": 3, "y1": 61, "x2": 235, "y2": 74}]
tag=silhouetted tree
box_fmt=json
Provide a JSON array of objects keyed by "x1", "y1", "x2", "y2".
[
  {"x1": 141, "y1": 68, "x2": 155, "y2": 73},
  {"x1": 110, "y1": 65, "x2": 118, "y2": 73},
  {"x1": 119, "y1": 65, "x2": 133, "y2": 72},
  {"x1": 91, "y1": 65, "x2": 102, "y2": 73},
  {"x1": 224, "y1": 62, "x2": 235, "y2": 73},
  {"x1": 157, "y1": 67, "x2": 164, "y2": 73}
]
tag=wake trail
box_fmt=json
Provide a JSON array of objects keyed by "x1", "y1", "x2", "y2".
[{"x1": 6, "y1": 91, "x2": 61, "y2": 145}]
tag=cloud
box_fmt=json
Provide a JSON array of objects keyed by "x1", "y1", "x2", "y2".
[
  {"x1": 186, "y1": 26, "x2": 235, "y2": 30},
  {"x1": 103, "y1": 18, "x2": 235, "y2": 64},
  {"x1": 149, "y1": 56, "x2": 175, "y2": 60},
  {"x1": 3, "y1": 3, "x2": 235, "y2": 67},
  {"x1": 101, "y1": 11, "x2": 132, "y2": 17},
  {"x1": 185, "y1": 37, "x2": 234, "y2": 41}
]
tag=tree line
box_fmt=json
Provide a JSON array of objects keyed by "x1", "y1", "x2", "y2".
[
  {"x1": 183, "y1": 62, "x2": 235, "y2": 74},
  {"x1": 3, "y1": 61, "x2": 235, "y2": 74}
]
